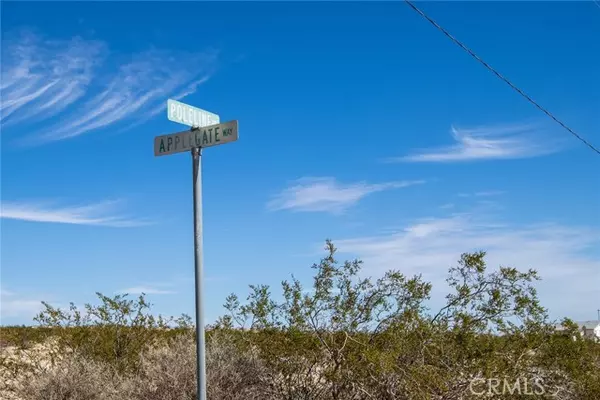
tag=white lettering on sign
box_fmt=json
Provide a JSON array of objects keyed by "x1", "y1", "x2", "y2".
[{"x1": 167, "y1": 99, "x2": 219, "y2": 128}]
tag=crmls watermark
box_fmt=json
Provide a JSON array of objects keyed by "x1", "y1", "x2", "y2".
[{"x1": 469, "y1": 377, "x2": 556, "y2": 396}]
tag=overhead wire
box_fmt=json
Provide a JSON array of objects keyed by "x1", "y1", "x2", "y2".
[{"x1": 403, "y1": 0, "x2": 600, "y2": 156}]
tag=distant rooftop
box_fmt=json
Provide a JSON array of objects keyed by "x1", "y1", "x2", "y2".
[
  {"x1": 575, "y1": 320, "x2": 600, "y2": 328},
  {"x1": 554, "y1": 320, "x2": 600, "y2": 330}
]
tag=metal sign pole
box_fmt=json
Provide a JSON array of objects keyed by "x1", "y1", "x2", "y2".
[
  {"x1": 192, "y1": 145, "x2": 207, "y2": 400},
  {"x1": 155, "y1": 104, "x2": 238, "y2": 399}
]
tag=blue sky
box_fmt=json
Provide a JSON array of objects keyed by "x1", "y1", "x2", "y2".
[{"x1": 1, "y1": 1, "x2": 599, "y2": 326}]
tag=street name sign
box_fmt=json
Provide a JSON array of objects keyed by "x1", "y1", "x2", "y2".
[
  {"x1": 154, "y1": 120, "x2": 238, "y2": 157},
  {"x1": 167, "y1": 99, "x2": 220, "y2": 128}
]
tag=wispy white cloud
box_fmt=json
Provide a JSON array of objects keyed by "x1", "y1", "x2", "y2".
[
  {"x1": 267, "y1": 177, "x2": 425, "y2": 214},
  {"x1": 1, "y1": 29, "x2": 218, "y2": 144},
  {"x1": 117, "y1": 75, "x2": 214, "y2": 134},
  {"x1": 332, "y1": 212, "x2": 599, "y2": 321},
  {"x1": 0, "y1": 288, "x2": 43, "y2": 321},
  {"x1": 1, "y1": 30, "x2": 106, "y2": 125},
  {"x1": 0, "y1": 199, "x2": 150, "y2": 227},
  {"x1": 37, "y1": 50, "x2": 216, "y2": 142},
  {"x1": 115, "y1": 273, "x2": 227, "y2": 296},
  {"x1": 170, "y1": 76, "x2": 213, "y2": 104},
  {"x1": 458, "y1": 190, "x2": 505, "y2": 198},
  {"x1": 439, "y1": 203, "x2": 455, "y2": 210},
  {"x1": 0, "y1": 300, "x2": 44, "y2": 321},
  {"x1": 474, "y1": 190, "x2": 504, "y2": 197},
  {"x1": 390, "y1": 123, "x2": 563, "y2": 163}
]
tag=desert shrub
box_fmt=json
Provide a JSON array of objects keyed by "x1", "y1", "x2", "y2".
[
  {"x1": 32, "y1": 292, "x2": 191, "y2": 374},
  {"x1": 3, "y1": 240, "x2": 600, "y2": 400},
  {"x1": 205, "y1": 329, "x2": 269, "y2": 400},
  {"x1": 119, "y1": 329, "x2": 269, "y2": 400},
  {"x1": 6, "y1": 329, "x2": 273, "y2": 400},
  {"x1": 532, "y1": 326, "x2": 600, "y2": 399},
  {"x1": 1, "y1": 335, "x2": 70, "y2": 400},
  {"x1": 15, "y1": 352, "x2": 121, "y2": 400},
  {"x1": 0, "y1": 326, "x2": 56, "y2": 350},
  {"x1": 218, "y1": 240, "x2": 600, "y2": 400},
  {"x1": 119, "y1": 332, "x2": 197, "y2": 400}
]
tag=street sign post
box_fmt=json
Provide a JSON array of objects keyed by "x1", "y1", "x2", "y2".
[
  {"x1": 167, "y1": 99, "x2": 220, "y2": 128},
  {"x1": 155, "y1": 102, "x2": 237, "y2": 400}
]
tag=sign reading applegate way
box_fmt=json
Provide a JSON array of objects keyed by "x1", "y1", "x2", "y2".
[{"x1": 154, "y1": 120, "x2": 239, "y2": 157}]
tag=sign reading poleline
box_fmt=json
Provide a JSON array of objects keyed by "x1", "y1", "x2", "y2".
[
  {"x1": 167, "y1": 98, "x2": 220, "y2": 127},
  {"x1": 154, "y1": 120, "x2": 238, "y2": 156}
]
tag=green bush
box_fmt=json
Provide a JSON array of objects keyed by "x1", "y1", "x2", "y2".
[
  {"x1": 0, "y1": 326, "x2": 56, "y2": 350},
  {"x1": 31, "y1": 292, "x2": 192, "y2": 374},
  {"x1": 217, "y1": 240, "x2": 600, "y2": 400},
  {"x1": 2, "y1": 240, "x2": 599, "y2": 400}
]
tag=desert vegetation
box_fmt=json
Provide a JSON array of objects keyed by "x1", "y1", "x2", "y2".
[{"x1": 1, "y1": 241, "x2": 599, "y2": 399}]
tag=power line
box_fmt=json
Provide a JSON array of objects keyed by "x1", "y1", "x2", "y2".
[
  {"x1": 594, "y1": 0, "x2": 600, "y2": 11},
  {"x1": 403, "y1": 0, "x2": 600, "y2": 156}
]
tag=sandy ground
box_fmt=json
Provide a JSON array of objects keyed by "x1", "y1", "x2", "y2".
[{"x1": 0, "y1": 339, "x2": 63, "y2": 400}]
